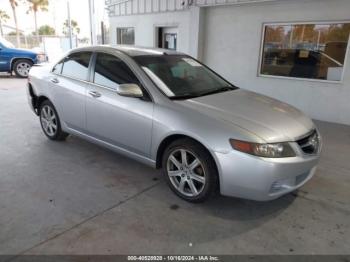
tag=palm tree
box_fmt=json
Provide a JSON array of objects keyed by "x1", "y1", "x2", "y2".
[
  {"x1": 0, "y1": 10, "x2": 10, "y2": 36},
  {"x1": 63, "y1": 19, "x2": 80, "y2": 36},
  {"x1": 9, "y1": 0, "x2": 20, "y2": 47},
  {"x1": 27, "y1": 0, "x2": 49, "y2": 38}
]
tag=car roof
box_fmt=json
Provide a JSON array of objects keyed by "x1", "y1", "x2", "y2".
[{"x1": 69, "y1": 45, "x2": 184, "y2": 57}]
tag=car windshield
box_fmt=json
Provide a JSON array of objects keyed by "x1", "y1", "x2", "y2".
[
  {"x1": 0, "y1": 37, "x2": 15, "y2": 48},
  {"x1": 134, "y1": 55, "x2": 237, "y2": 99}
]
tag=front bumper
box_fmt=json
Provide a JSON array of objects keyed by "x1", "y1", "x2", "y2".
[{"x1": 214, "y1": 140, "x2": 321, "y2": 201}]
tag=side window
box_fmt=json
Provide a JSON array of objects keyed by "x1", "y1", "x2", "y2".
[
  {"x1": 94, "y1": 53, "x2": 139, "y2": 89},
  {"x1": 61, "y1": 52, "x2": 92, "y2": 80},
  {"x1": 52, "y1": 59, "x2": 64, "y2": 74}
]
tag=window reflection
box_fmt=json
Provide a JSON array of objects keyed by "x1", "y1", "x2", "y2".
[
  {"x1": 117, "y1": 28, "x2": 135, "y2": 45},
  {"x1": 261, "y1": 23, "x2": 350, "y2": 81},
  {"x1": 94, "y1": 53, "x2": 138, "y2": 89},
  {"x1": 62, "y1": 52, "x2": 92, "y2": 80}
]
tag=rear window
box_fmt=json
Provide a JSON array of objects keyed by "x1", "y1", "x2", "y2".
[
  {"x1": 52, "y1": 59, "x2": 64, "y2": 74},
  {"x1": 61, "y1": 52, "x2": 92, "y2": 80}
]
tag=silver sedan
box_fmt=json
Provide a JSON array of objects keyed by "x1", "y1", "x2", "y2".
[{"x1": 27, "y1": 46, "x2": 321, "y2": 202}]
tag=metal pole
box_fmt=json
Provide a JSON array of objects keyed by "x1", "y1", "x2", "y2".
[
  {"x1": 101, "y1": 21, "x2": 105, "y2": 44},
  {"x1": 317, "y1": 30, "x2": 321, "y2": 50},
  {"x1": 67, "y1": 1, "x2": 73, "y2": 49},
  {"x1": 88, "y1": 0, "x2": 97, "y2": 45}
]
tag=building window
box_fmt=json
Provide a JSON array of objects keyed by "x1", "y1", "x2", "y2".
[
  {"x1": 117, "y1": 27, "x2": 135, "y2": 45},
  {"x1": 260, "y1": 22, "x2": 350, "y2": 81}
]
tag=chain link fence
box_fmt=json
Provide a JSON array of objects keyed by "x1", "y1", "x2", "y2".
[
  {"x1": 4, "y1": 35, "x2": 80, "y2": 62},
  {"x1": 3, "y1": 30, "x2": 110, "y2": 62}
]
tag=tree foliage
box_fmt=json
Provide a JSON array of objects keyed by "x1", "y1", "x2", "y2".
[
  {"x1": 63, "y1": 19, "x2": 80, "y2": 36},
  {"x1": 37, "y1": 25, "x2": 55, "y2": 35},
  {"x1": 27, "y1": 0, "x2": 49, "y2": 37},
  {"x1": 0, "y1": 10, "x2": 10, "y2": 22},
  {"x1": 27, "y1": 0, "x2": 49, "y2": 13}
]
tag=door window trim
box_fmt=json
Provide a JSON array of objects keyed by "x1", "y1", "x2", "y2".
[
  {"x1": 53, "y1": 51, "x2": 94, "y2": 82},
  {"x1": 51, "y1": 58, "x2": 64, "y2": 75}
]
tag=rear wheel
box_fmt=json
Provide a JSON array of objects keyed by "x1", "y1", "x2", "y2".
[
  {"x1": 162, "y1": 138, "x2": 218, "y2": 202},
  {"x1": 13, "y1": 59, "x2": 33, "y2": 78},
  {"x1": 39, "y1": 100, "x2": 69, "y2": 141}
]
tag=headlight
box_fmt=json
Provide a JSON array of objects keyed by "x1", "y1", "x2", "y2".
[
  {"x1": 36, "y1": 54, "x2": 46, "y2": 63},
  {"x1": 230, "y1": 139, "x2": 296, "y2": 158}
]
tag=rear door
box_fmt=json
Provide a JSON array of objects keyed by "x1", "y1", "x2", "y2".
[
  {"x1": 49, "y1": 51, "x2": 92, "y2": 132},
  {"x1": 85, "y1": 52, "x2": 154, "y2": 157}
]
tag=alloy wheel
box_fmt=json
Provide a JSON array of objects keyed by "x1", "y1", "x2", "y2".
[
  {"x1": 167, "y1": 149, "x2": 206, "y2": 197},
  {"x1": 40, "y1": 105, "x2": 58, "y2": 137},
  {"x1": 16, "y1": 62, "x2": 31, "y2": 77}
]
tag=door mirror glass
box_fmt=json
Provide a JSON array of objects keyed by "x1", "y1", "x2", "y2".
[{"x1": 116, "y1": 83, "x2": 143, "y2": 98}]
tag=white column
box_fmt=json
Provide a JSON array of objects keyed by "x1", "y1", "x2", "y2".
[
  {"x1": 188, "y1": 6, "x2": 205, "y2": 60},
  {"x1": 88, "y1": 0, "x2": 98, "y2": 45}
]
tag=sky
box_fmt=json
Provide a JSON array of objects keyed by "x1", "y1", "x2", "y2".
[{"x1": 0, "y1": 0, "x2": 108, "y2": 38}]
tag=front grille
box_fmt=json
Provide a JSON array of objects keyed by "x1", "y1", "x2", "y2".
[{"x1": 297, "y1": 130, "x2": 320, "y2": 154}]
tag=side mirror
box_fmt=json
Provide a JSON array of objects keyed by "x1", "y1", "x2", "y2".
[{"x1": 116, "y1": 83, "x2": 143, "y2": 98}]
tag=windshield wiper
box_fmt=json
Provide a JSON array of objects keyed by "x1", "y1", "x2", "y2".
[
  {"x1": 170, "y1": 86, "x2": 237, "y2": 100},
  {"x1": 196, "y1": 86, "x2": 235, "y2": 97},
  {"x1": 170, "y1": 93, "x2": 200, "y2": 100}
]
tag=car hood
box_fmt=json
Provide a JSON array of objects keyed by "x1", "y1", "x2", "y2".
[
  {"x1": 8, "y1": 47, "x2": 38, "y2": 56},
  {"x1": 176, "y1": 89, "x2": 314, "y2": 143}
]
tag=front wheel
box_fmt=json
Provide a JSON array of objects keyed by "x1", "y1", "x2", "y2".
[
  {"x1": 39, "y1": 100, "x2": 69, "y2": 141},
  {"x1": 13, "y1": 59, "x2": 33, "y2": 78},
  {"x1": 162, "y1": 139, "x2": 219, "y2": 203}
]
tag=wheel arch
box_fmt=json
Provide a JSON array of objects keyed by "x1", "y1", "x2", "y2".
[
  {"x1": 36, "y1": 95, "x2": 51, "y2": 114},
  {"x1": 155, "y1": 134, "x2": 218, "y2": 169},
  {"x1": 11, "y1": 57, "x2": 35, "y2": 71},
  {"x1": 155, "y1": 133, "x2": 221, "y2": 193},
  {"x1": 27, "y1": 82, "x2": 51, "y2": 115}
]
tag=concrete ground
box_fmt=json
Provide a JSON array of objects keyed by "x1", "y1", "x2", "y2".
[{"x1": 0, "y1": 76, "x2": 349, "y2": 255}]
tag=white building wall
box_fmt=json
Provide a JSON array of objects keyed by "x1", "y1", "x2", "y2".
[
  {"x1": 110, "y1": 9, "x2": 199, "y2": 56},
  {"x1": 202, "y1": 0, "x2": 350, "y2": 125},
  {"x1": 108, "y1": 0, "x2": 350, "y2": 125}
]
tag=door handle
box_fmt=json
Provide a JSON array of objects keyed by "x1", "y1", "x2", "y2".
[
  {"x1": 51, "y1": 78, "x2": 59, "y2": 84},
  {"x1": 88, "y1": 90, "x2": 101, "y2": 98}
]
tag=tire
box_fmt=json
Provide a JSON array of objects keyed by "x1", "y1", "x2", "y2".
[
  {"x1": 162, "y1": 138, "x2": 219, "y2": 203},
  {"x1": 39, "y1": 100, "x2": 69, "y2": 141},
  {"x1": 13, "y1": 59, "x2": 33, "y2": 78}
]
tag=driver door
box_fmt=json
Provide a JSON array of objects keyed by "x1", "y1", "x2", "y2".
[{"x1": 85, "y1": 52, "x2": 154, "y2": 157}]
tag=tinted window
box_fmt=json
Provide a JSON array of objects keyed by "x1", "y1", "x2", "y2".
[
  {"x1": 134, "y1": 55, "x2": 234, "y2": 98},
  {"x1": 62, "y1": 52, "x2": 92, "y2": 80},
  {"x1": 94, "y1": 53, "x2": 138, "y2": 89},
  {"x1": 52, "y1": 59, "x2": 64, "y2": 74}
]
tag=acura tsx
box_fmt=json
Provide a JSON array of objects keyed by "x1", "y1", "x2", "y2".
[{"x1": 27, "y1": 45, "x2": 321, "y2": 202}]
